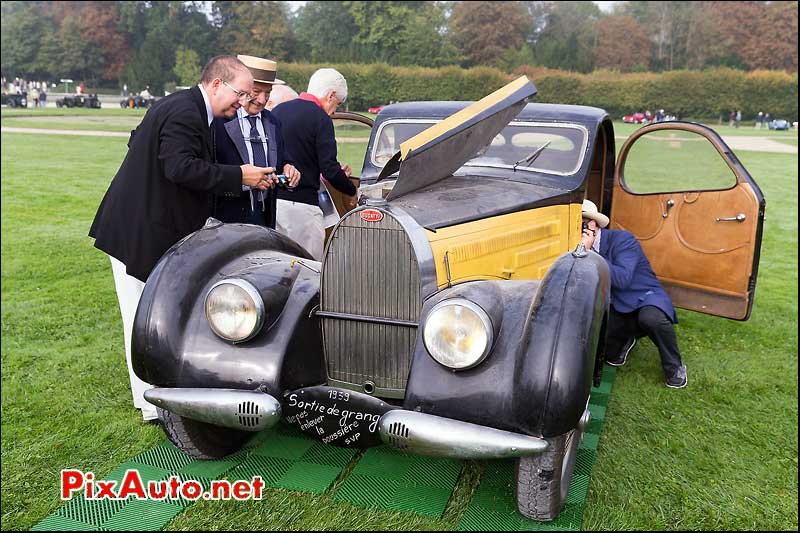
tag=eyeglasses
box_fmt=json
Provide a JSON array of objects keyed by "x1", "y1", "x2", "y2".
[{"x1": 220, "y1": 79, "x2": 254, "y2": 103}]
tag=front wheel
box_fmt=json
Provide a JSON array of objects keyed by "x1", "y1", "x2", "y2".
[
  {"x1": 515, "y1": 428, "x2": 581, "y2": 521},
  {"x1": 157, "y1": 407, "x2": 249, "y2": 460}
]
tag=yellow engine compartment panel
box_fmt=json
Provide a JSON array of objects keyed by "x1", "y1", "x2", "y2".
[{"x1": 426, "y1": 203, "x2": 583, "y2": 288}]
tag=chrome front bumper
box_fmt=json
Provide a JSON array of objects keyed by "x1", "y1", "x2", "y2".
[
  {"x1": 147, "y1": 387, "x2": 589, "y2": 460},
  {"x1": 378, "y1": 410, "x2": 549, "y2": 459},
  {"x1": 144, "y1": 388, "x2": 281, "y2": 432}
]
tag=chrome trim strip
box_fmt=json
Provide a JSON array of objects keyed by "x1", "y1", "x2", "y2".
[
  {"x1": 379, "y1": 410, "x2": 548, "y2": 459},
  {"x1": 144, "y1": 388, "x2": 281, "y2": 432},
  {"x1": 327, "y1": 379, "x2": 405, "y2": 399},
  {"x1": 578, "y1": 408, "x2": 591, "y2": 433},
  {"x1": 316, "y1": 310, "x2": 418, "y2": 327},
  {"x1": 380, "y1": 204, "x2": 439, "y2": 300}
]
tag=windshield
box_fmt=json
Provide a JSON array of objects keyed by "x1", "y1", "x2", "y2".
[{"x1": 372, "y1": 119, "x2": 588, "y2": 176}]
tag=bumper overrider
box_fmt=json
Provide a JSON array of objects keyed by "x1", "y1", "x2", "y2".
[{"x1": 141, "y1": 387, "x2": 594, "y2": 459}]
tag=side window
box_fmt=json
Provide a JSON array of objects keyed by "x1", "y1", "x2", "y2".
[
  {"x1": 621, "y1": 130, "x2": 737, "y2": 193},
  {"x1": 332, "y1": 119, "x2": 372, "y2": 178}
]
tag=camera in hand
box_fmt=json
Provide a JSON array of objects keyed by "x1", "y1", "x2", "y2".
[
  {"x1": 582, "y1": 219, "x2": 595, "y2": 234},
  {"x1": 274, "y1": 174, "x2": 290, "y2": 188}
]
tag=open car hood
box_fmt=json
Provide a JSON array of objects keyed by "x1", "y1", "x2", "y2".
[{"x1": 382, "y1": 75, "x2": 538, "y2": 201}]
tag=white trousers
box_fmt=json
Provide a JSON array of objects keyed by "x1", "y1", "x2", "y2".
[
  {"x1": 110, "y1": 256, "x2": 157, "y2": 420},
  {"x1": 276, "y1": 200, "x2": 325, "y2": 260}
]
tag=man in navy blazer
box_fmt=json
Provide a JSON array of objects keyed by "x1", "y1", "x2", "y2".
[
  {"x1": 581, "y1": 200, "x2": 688, "y2": 388},
  {"x1": 212, "y1": 55, "x2": 300, "y2": 228}
]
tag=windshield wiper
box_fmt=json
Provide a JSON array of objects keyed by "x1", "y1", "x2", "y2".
[{"x1": 513, "y1": 140, "x2": 551, "y2": 171}]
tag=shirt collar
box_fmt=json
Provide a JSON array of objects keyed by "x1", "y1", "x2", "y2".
[
  {"x1": 593, "y1": 228, "x2": 602, "y2": 253},
  {"x1": 197, "y1": 84, "x2": 213, "y2": 127},
  {"x1": 239, "y1": 107, "x2": 260, "y2": 120},
  {"x1": 299, "y1": 92, "x2": 324, "y2": 109}
]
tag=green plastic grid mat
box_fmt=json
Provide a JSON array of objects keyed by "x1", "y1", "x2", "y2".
[
  {"x1": 457, "y1": 366, "x2": 616, "y2": 531},
  {"x1": 334, "y1": 444, "x2": 464, "y2": 517},
  {"x1": 32, "y1": 368, "x2": 615, "y2": 531},
  {"x1": 31, "y1": 422, "x2": 357, "y2": 531}
]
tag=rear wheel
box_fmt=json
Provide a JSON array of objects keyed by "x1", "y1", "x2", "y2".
[
  {"x1": 515, "y1": 428, "x2": 581, "y2": 521},
  {"x1": 157, "y1": 407, "x2": 249, "y2": 459}
]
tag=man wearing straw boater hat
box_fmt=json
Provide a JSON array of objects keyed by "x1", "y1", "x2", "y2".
[
  {"x1": 212, "y1": 55, "x2": 300, "y2": 228},
  {"x1": 581, "y1": 199, "x2": 688, "y2": 389}
]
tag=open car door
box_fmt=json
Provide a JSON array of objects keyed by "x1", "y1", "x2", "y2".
[
  {"x1": 323, "y1": 112, "x2": 374, "y2": 243},
  {"x1": 609, "y1": 122, "x2": 765, "y2": 320}
]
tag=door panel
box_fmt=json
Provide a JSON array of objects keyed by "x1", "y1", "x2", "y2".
[
  {"x1": 611, "y1": 122, "x2": 765, "y2": 320},
  {"x1": 325, "y1": 113, "x2": 374, "y2": 242}
]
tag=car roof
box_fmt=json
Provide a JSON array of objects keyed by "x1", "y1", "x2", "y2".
[{"x1": 377, "y1": 101, "x2": 608, "y2": 127}]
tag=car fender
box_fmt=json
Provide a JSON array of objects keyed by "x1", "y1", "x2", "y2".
[
  {"x1": 132, "y1": 220, "x2": 326, "y2": 396},
  {"x1": 403, "y1": 249, "x2": 609, "y2": 438}
]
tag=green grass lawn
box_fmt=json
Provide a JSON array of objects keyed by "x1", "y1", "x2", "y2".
[
  {"x1": 1, "y1": 107, "x2": 147, "y2": 119},
  {"x1": 612, "y1": 120, "x2": 799, "y2": 139},
  {"x1": 1, "y1": 115, "x2": 797, "y2": 531}
]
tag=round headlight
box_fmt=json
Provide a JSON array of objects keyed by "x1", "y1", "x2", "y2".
[
  {"x1": 423, "y1": 298, "x2": 493, "y2": 370},
  {"x1": 204, "y1": 279, "x2": 264, "y2": 343}
]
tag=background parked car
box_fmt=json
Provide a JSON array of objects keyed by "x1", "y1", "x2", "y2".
[
  {"x1": 768, "y1": 119, "x2": 791, "y2": 131},
  {"x1": 120, "y1": 95, "x2": 156, "y2": 109},
  {"x1": 622, "y1": 112, "x2": 647, "y2": 124},
  {"x1": 368, "y1": 104, "x2": 385, "y2": 114},
  {"x1": 55, "y1": 94, "x2": 101, "y2": 108},
  {"x1": 1, "y1": 92, "x2": 27, "y2": 108}
]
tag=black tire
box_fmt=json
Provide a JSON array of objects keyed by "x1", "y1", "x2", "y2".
[
  {"x1": 515, "y1": 428, "x2": 582, "y2": 521},
  {"x1": 157, "y1": 406, "x2": 249, "y2": 460}
]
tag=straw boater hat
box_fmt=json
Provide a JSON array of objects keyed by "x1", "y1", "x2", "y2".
[
  {"x1": 237, "y1": 55, "x2": 285, "y2": 85},
  {"x1": 581, "y1": 199, "x2": 610, "y2": 228}
]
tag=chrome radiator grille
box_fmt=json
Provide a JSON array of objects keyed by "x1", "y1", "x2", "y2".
[{"x1": 320, "y1": 211, "x2": 421, "y2": 394}]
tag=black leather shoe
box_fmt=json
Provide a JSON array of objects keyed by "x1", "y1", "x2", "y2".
[
  {"x1": 606, "y1": 337, "x2": 636, "y2": 366},
  {"x1": 666, "y1": 365, "x2": 688, "y2": 389}
]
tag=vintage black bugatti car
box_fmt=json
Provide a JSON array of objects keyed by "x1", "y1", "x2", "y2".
[{"x1": 132, "y1": 76, "x2": 765, "y2": 521}]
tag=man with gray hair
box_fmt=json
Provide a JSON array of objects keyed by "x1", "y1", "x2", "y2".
[
  {"x1": 266, "y1": 84, "x2": 298, "y2": 111},
  {"x1": 271, "y1": 68, "x2": 357, "y2": 260}
]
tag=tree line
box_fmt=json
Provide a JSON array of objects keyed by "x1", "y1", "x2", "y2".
[{"x1": 1, "y1": 1, "x2": 796, "y2": 94}]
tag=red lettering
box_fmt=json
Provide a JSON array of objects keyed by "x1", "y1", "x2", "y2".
[
  {"x1": 85, "y1": 472, "x2": 94, "y2": 499},
  {"x1": 232, "y1": 481, "x2": 250, "y2": 500},
  {"x1": 95, "y1": 480, "x2": 117, "y2": 499},
  {"x1": 61, "y1": 469, "x2": 84, "y2": 500},
  {"x1": 251, "y1": 476, "x2": 263, "y2": 500},
  {"x1": 210, "y1": 480, "x2": 230, "y2": 500},
  {"x1": 168, "y1": 476, "x2": 181, "y2": 499},
  {"x1": 148, "y1": 480, "x2": 167, "y2": 499},
  {"x1": 117, "y1": 470, "x2": 146, "y2": 499},
  {"x1": 181, "y1": 481, "x2": 202, "y2": 500}
]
